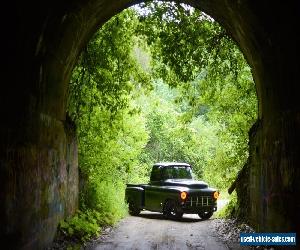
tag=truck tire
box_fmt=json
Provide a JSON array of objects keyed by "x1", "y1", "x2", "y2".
[
  {"x1": 198, "y1": 211, "x2": 213, "y2": 220},
  {"x1": 163, "y1": 200, "x2": 183, "y2": 220},
  {"x1": 128, "y1": 200, "x2": 140, "y2": 216}
]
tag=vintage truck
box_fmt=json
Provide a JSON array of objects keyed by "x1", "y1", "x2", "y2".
[{"x1": 125, "y1": 162, "x2": 219, "y2": 220}]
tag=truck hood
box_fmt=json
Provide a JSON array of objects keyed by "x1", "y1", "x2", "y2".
[{"x1": 163, "y1": 179, "x2": 208, "y2": 189}]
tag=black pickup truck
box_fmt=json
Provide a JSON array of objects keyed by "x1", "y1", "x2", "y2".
[{"x1": 125, "y1": 162, "x2": 219, "y2": 220}]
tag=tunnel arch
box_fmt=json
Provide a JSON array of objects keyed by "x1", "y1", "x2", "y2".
[{"x1": 1, "y1": 0, "x2": 300, "y2": 249}]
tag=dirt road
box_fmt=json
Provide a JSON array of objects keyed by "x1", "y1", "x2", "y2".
[
  {"x1": 86, "y1": 199, "x2": 251, "y2": 250},
  {"x1": 89, "y1": 212, "x2": 227, "y2": 250}
]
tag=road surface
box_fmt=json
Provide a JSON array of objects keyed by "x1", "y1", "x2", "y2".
[
  {"x1": 86, "y1": 199, "x2": 246, "y2": 250},
  {"x1": 90, "y1": 212, "x2": 227, "y2": 250}
]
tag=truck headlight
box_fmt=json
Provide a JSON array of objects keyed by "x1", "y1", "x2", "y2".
[
  {"x1": 213, "y1": 191, "x2": 219, "y2": 200},
  {"x1": 180, "y1": 191, "x2": 187, "y2": 200}
]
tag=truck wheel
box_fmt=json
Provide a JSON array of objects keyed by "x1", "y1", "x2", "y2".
[
  {"x1": 163, "y1": 200, "x2": 183, "y2": 220},
  {"x1": 128, "y1": 201, "x2": 140, "y2": 216},
  {"x1": 198, "y1": 211, "x2": 213, "y2": 220}
]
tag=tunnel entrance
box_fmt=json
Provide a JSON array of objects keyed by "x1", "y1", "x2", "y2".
[
  {"x1": 68, "y1": 2, "x2": 258, "y2": 237},
  {"x1": 1, "y1": 0, "x2": 300, "y2": 249}
]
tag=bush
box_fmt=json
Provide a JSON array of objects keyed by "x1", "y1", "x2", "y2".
[
  {"x1": 215, "y1": 191, "x2": 237, "y2": 218},
  {"x1": 59, "y1": 210, "x2": 102, "y2": 242},
  {"x1": 83, "y1": 180, "x2": 128, "y2": 225},
  {"x1": 59, "y1": 180, "x2": 128, "y2": 243}
]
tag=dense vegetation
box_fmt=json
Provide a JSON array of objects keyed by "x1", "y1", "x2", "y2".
[{"x1": 59, "y1": 1, "x2": 257, "y2": 242}]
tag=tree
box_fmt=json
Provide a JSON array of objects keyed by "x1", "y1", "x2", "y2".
[{"x1": 136, "y1": 1, "x2": 258, "y2": 188}]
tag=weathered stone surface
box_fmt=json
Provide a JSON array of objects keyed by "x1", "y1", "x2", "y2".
[
  {"x1": 0, "y1": 0, "x2": 299, "y2": 249},
  {"x1": 0, "y1": 111, "x2": 78, "y2": 249},
  {"x1": 243, "y1": 113, "x2": 300, "y2": 233}
]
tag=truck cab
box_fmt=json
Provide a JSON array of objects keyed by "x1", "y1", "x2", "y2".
[{"x1": 125, "y1": 162, "x2": 219, "y2": 220}]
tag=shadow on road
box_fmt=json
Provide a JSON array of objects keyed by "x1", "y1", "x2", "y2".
[{"x1": 138, "y1": 211, "x2": 203, "y2": 223}]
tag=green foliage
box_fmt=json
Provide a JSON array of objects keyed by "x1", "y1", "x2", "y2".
[
  {"x1": 63, "y1": 1, "x2": 258, "y2": 242},
  {"x1": 190, "y1": 60, "x2": 257, "y2": 188},
  {"x1": 136, "y1": 80, "x2": 207, "y2": 178},
  {"x1": 135, "y1": 1, "x2": 257, "y2": 189},
  {"x1": 64, "y1": 9, "x2": 151, "y2": 242},
  {"x1": 81, "y1": 179, "x2": 128, "y2": 223},
  {"x1": 137, "y1": 1, "x2": 237, "y2": 85},
  {"x1": 77, "y1": 106, "x2": 148, "y2": 184},
  {"x1": 67, "y1": 9, "x2": 151, "y2": 124},
  {"x1": 59, "y1": 210, "x2": 101, "y2": 242},
  {"x1": 215, "y1": 191, "x2": 238, "y2": 218}
]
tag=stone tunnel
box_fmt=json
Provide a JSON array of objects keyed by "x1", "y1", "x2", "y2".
[{"x1": 0, "y1": 0, "x2": 299, "y2": 249}]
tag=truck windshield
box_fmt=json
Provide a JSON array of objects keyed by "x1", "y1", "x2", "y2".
[{"x1": 162, "y1": 166, "x2": 193, "y2": 179}]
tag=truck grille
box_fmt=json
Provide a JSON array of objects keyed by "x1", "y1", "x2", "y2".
[{"x1": 186, "y1": 195, "x2": 213, "y2": 207}]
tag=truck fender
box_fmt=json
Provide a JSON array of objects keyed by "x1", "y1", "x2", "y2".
[{"x1": 125, "y1": 186, "x2": 144, "y2": 208}]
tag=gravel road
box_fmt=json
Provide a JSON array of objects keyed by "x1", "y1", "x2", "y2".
[
  {"x1": 85, "y1": 199, "x2": 252, "y2": 250},
  {"x1": 89, "y1": 211, "x2": 228, "y2": 250},
  {"x1": 49, "y1": 199, "x2": 276, "y2": 250},
  {"x1": 86, "y1": 199, "x2": 247, "y2": 250}
]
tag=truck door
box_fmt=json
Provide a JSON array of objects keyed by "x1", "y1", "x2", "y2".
[{"x1": 145, "y1": 166, "x2": 164, "y2": 211}]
